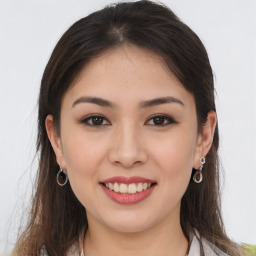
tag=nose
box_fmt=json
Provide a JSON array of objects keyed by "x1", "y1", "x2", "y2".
[{"x1": 108, "y1": 123, "x2": 147, "y2": 169}]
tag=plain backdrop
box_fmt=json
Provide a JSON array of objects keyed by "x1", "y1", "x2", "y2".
[{"x1": 0, "y1": 0, "x2": 255, "y2": 253}]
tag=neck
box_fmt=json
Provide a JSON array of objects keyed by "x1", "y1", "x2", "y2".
[{"x1": 83, "y1": 212, "x2": 188, "y2": 256}]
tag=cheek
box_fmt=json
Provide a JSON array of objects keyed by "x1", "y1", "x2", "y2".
[
  {"x1": 151, "y1": 128, "x2": 197, "y2": 194},
  {"x1": 60, "y1": 128, "x2": 108, "y2": 202},
  {"x1": 61, "y1": 116, "x2": 108, "y2": 170},
  {"x1": 153, "y1": 129, "x2": 196, "y2": 169},
  {"x1": 63, "y1": 136, "x2": 98, "y2": 172}
]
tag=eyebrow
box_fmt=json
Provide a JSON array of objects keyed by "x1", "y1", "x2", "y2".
[{"x1": 72, "y1": 96, "x2": 184, "y2": 108}]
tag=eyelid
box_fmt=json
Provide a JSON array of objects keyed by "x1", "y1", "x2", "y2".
[
  {"x1": 81, "y1": 114, "x2": 111, "y2": 126},
  {"x1": 145, "y1": 114, "x2": 177, "y2": 126},
  {"x1": 80, "y1": 113, "x2": 177, "y2": 127}
]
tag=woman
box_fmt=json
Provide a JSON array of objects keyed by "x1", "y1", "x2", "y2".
[{"x1": 13, "y1": 1, "x2": 243, "y2": 255}]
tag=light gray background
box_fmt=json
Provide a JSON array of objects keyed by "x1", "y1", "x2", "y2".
[{"x1": 0, "y1": 0, "x2": 255, "y2": 253}]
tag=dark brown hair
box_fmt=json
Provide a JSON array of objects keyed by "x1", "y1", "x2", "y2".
[{"x1": 13, "y1": 1, "x2": 242, "y2": 255}]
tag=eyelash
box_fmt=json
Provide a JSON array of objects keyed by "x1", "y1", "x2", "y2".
[{"x1": 80, "y1": 114, "x2": 177, "y2": 127}]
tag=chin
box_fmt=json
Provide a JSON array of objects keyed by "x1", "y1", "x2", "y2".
[{"x1": 103, "y1": 213, "x2": 157, "y2": 233}]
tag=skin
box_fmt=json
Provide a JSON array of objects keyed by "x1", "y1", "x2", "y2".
[{"x1": 46, "y1": 44, "x2": 216, "y2": 256}]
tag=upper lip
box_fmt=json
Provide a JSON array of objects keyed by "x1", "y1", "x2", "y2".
[{"x1": 100, "y1": 176, "x2": 157, "y2": 184}]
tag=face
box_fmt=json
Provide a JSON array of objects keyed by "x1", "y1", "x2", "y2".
[{"x1": 47, "y1": 45, "x2": 205, "y2": 233}]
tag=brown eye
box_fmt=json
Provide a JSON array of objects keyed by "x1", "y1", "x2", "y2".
[
  {"x1": 81, "y1": 115, "x2": 110, "y2": 126},
  {"x1": 153, "y1": 116, "x2": 165, "y2": 125},
  {"x1": 91, "y1": 116, "x2": 104, "y2": 125},
  {"x1": 146, "y1": 115, "x2": 177, "y2": 126}
]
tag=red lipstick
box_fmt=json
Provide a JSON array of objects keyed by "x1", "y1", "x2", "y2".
[{"x1": 100, "y1": 176, "x2": 157, "y2": 205}]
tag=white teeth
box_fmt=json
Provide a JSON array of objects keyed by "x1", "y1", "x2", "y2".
[
  {"x1": 108, "y1": 183, "x2": 114, "y2": 190},
  {"x1": 113, "y1": 182, "x2": 119, "y2": 192},
  {"x1": 119, "y1": 183, "x2": 128, "y2": 193},
  {"x1": 137, "y1": 183, "x2": 143, "y2": 192},
  {"x1": 104, "y1": 182, "x2": 154, "y2": 194},
  {"x1": 128, "y1": 183, "x2": 137, "y2": 194}
]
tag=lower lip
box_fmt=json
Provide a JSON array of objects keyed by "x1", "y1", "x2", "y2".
[{"x1": 101, "y1": 184, "x2": 156, "y2": 205}]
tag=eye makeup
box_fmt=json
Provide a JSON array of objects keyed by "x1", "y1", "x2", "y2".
[{"x1": 80, "y1": 113, "x2": 178, "y2": 128}]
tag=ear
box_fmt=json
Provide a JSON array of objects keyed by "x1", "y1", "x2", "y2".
[
  {"x1": 193, "y1": 111, "x2": 217, "y2": 169},
  {"x1": 45, "y1": 115, "x2": 67, "y2": 169}
]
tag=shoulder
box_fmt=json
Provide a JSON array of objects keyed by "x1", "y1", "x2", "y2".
[
  {"x1": 188, "y1": 230, "x2": 230, "y2": 256},
  {"x1": 66, "y1": 244, "x2": 81, "y2": 256},
  {"x1": 39, "y1": 242, "x2": 81, "y2": 256},
  {"x1": 202, "y1": 238, "x2": 230, "y2": 256}
]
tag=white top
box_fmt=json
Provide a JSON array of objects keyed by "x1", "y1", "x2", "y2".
[
  {"x1": 39, "y1": 228, "x2": 230, "y2": 256},
  {"x1": 66, "y1": 228, "x2": 229, "y2": 256},
  {"x1": 187, "y1": 231, "x2": 229, "y2": 256}
]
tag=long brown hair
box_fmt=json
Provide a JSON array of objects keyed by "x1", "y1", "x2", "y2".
[{"x1": 13, "y1": 1, "x2": 242, "y2": 255}]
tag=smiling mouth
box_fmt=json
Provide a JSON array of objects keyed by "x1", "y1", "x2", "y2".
[{"x1": 100, "y1": 182, "x2": 157, "y2": 194}]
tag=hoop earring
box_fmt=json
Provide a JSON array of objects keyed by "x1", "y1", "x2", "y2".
[
  {"x1": 193, "y1": 156, "x2": 205, "y2": 183},
  {"x1": 56, "y1": 166, "x2": 68, "y2": 186}
]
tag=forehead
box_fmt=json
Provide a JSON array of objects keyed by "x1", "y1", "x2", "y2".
[{"x1": 63, "y1": 45, "x2": 195, "y2": 109}]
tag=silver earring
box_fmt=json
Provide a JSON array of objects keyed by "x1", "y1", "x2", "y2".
[
  {"x1": 56, "y1": 166, "x2": 68, "y2": 186},
  {"x1": 193, "y1": 156, "x2": 205, "y2": 183}
]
